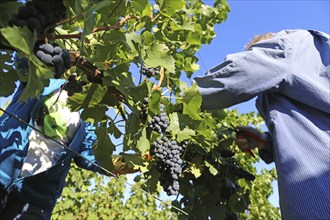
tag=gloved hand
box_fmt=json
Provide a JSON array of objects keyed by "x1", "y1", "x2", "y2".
[{"x1": 234, "y1": 126, "x2": 267, "y2": 152}]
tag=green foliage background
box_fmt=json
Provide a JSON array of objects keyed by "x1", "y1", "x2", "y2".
[{"x1": 0, "y1": 0, "x2": 281, "y2": 219}]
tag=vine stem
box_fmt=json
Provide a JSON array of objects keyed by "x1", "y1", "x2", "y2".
[
  {"x1": 56, "y1": 13, "x2": 84, "y2": 25},
  {"x1": 46, "y1": 15, "x2": 140, "y2": 40},
  {"x1": 152, "y1": 67, "x2": 165, "y2": 91},
  {"x1": 162, "y1": 96, "x2": 184, "y2": 100}
]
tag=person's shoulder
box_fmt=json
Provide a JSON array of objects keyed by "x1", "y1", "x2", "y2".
[
  {"x1": 307, "y1": 30, "x2": 330, "y2": 40},
  {"x1": 275, "y1": 29, "x2": 311, "y2": 38}
]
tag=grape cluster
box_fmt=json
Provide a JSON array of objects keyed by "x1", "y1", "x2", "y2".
[
  {"x1": 148, "y1": 104, "x2": 170, "y2": 133},
  {"x1": 219, "y1": 149, "x2": 235, "y2": 158},
  {"x1": 34, "y1": 41, "x2": 72, "y2": 78},
  {"x1": 220, "y1": 183, "x2": 238, "y2": 200},
  {"x1": 151, "y1": 137, "x2": 187, "y2": 195},
  {"x1": 8, "y1": 0, "x2": 66, "y2": 34},
  {"x1": 139, "y1": 98, "x2": 149, "y2": 123},
  {"x1": 235, "y1": 166, "x2": 255, "y2": 181},
  {"x1": 62, "y1": 73, "x2": 86, "y2": 96},
  {"x1": 141, "y1": 65, "x2": 159, "y2": 78},
  {"x1": 225, "y1": 211, "x2": 239, "y2": 220}
]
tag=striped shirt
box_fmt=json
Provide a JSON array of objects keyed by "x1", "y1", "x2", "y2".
[{"x1": 194, "y1": 29, "x2": 330, "y2": 219}]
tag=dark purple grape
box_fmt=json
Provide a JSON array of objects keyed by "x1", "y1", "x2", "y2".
[
  {"x1": 40, "y1": 54, "x2": 52, "y2": 65},
  {"x1": 27, "y1": 17, "x2": 41, "y2": 31},
  {"x1": 36, "y1": 50, "x2": 45, "y2": 59},
  {"x1": 53, "y1": 46, "x2": 63, "y2": 54},
  {"x1": 40, "y1": 43, "x2": 54, "y2": 54},
  {"x1": 141, "y1": 65, "x2": 159, "y2": 78},
  {"x1": 17, "y1": 6, "x2": 30, "y2": 19},
  {"x1": 52, "y1": 55, "x2": 63, "y2": 65},
  {"x1": 16, "y1": 19, "x2": 27, "y2": 27},
  {"x1": 8, "y1": 16, "x2": 18, "y2": 26},
  {"x1": 54, "y1": 65, "x2": 65, "y2": 78},
  {"x1": 26, "y1": 5, "x2": 38, "y2": 17},
  {"x1": 62, "y1": 49, "x2": 72, "y2": 69},
  {"x1": 37, "y1": 14, "x2": 47, "y2": 26},
  {"x1": 36, "y1": 1, "x2": 51, "y2": 13}
]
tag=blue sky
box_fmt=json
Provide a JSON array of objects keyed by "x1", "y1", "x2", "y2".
[{"x1": 194, "y1": 0, "x2": 329, "y2": 208}]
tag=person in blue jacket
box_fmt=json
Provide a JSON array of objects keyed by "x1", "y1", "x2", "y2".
[
  {"x1": 0, "y1": 67, "x2": 134, "y2": 219},
  {"x1": 194, "y1": 29, "x2": 330, "y2": 219}
]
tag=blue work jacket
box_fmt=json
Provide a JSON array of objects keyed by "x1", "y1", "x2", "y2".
[
  {"x1": 194, "y1": 29, "x2": 330, "y2": 219},
  {"x1": 0, "y1": 79, "x2": 102, "y2": 211}
]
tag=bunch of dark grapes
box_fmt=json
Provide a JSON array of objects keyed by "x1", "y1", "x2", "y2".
[
  {"x1": 150, "y1": 137, "x2": 186, "y2": 196},
  {"x1": 219, "y1": 149, "x2": 235, "y2": 158},
  {"x1": 235, "y1": 167, "x2": 255, "y2": 181},
  {"x1": 219, "y1": 183, "x2": 238, "y2": 200},
  {"x1": 141, "y1": 65, "x2": 159, "y2": 78},
  {"x1": 139, "y1": 98, "x2": 149, "y2": 123},
  {"x1": 34, "y1": 41, "x2": 72, "y2": 78},
  {"x1": 225, "y1": 211, "x2": 239, "y2": 220},
  {"x1": 8, "y1": 0, "x2": 66, "y2": 34},
  {"x1": 148, "y1": 104, "x2": 170, "y2": 133},
  {"x1": 227, "y1": 164, "x2": 255, "y2": 181},
  {"x1": 62, "y1": 73, "x2": 87, "y2": 96}
]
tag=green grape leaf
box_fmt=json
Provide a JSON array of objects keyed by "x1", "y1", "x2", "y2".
[
  {"x1": 136, "y1": 128, "x2": 150, "y2": 154},
  {"x1": 168, "y1": 112, "x2": 180, "y2": 135},
  {"x1": 189, "y1": 164, "x2": 202, "y2": 178},
  {"x1": 0, "y1": 69, "x2": 18, "y2": 97},
  {"x1": 94, "y1": 125, "x2": 115, "y2": 170},
  {"x1": 0, "y1": 26, "x2": 34, "y2": 55},
  {"x1": 179, "y1": 83, "x2": 202, "y2": 120},
  {"x1": 177, "y1": 127, "x2": 195, "y2": 142},
  {"x1": 124, "y1": 113, "x2": 141, "y2": 151},
  {"x1": 80, "y1": 106, "x2": 108, "y2": 124},
  {"x1": 108, "y1": 119, "x2": 122, "y2": 139},
  {"x1": 67, "y1": 83, "x2": 107, "y2": 111},
  {"x1": 148, "y1": 89, "x2": 161, "y2": 115},
  {"x1": 142, "y1": 42, "x2": 175, "y2": 73},
  {"x1": 205, "y1": 161, "x2": 219, "y2": 176},
  {"x1": 19, "y1": 58, "x2": 53, "y2": 101},
  {"x1": 159, "y1": 0, "x2": 185, "y2": 16},
  {"x1": 229, "y1": 192, "x2": 251, "y2": 213}
]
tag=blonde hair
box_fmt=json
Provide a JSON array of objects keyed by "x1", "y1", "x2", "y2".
[{"x1": 244, "y1": 32, "x2": 275, "y2": 50}]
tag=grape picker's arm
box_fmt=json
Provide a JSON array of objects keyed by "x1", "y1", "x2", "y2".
[{"x1": 193, "y1": 35, "x2": 293, "y2": 110}]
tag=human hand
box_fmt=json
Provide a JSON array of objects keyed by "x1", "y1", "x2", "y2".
[{"x1": 234, "y1": 126, "x2": 267, "y2": 152}]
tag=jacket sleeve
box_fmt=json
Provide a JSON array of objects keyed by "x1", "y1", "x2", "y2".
[
  {"x1": 258, "y1": 132, "x2": 275, "y2": 164},
  {"x1": 193, "y1": 36, "x2": 293, "y2": 110}
]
